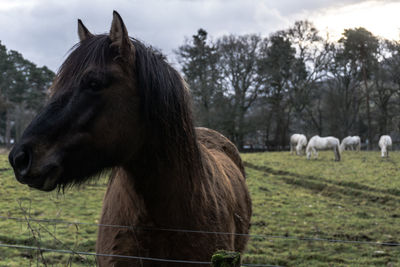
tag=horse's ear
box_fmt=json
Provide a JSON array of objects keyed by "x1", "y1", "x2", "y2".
[
  {"x1": 78, "y1": 19, "x2": 93, "y2": 42},
  {"x1": 110, "y1": 11, "x2": 135, "y2": 63}
]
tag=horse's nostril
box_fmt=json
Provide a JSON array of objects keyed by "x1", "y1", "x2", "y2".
[{"x1": 13, "y1": 148, "x2": 32, "y2": 176}]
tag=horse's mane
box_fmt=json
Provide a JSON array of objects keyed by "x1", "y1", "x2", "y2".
[
  {"x1": 132, "y1": 37, "x2": 204, "y2": 178},
  {"x1": 54, "y1": 34, "x2": 204, "y2": 180}
]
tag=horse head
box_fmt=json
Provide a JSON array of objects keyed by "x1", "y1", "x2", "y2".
[{"x1": 9, "y1": 12, "x2": 144, "y2": 191}]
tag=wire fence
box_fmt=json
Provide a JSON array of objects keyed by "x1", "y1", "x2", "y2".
[
  {"x1": 1, "y1": 215, "x2": 399, "y2": 247},
  {"x1": 1, "y1": 213, "x2": 400, "y2": 267},
  {"x1": 0, "y1": 214, "x2": 284, "y2": 267},
  {"x1": 1, "y1": 194, "x2": 400, "y2": 267},
  {"x1": 0, "y1": 243, "x2": 213, "y2": 265},
  {"x1": 2, "y1": 196, "x2": 400, "y2": 267},
  {"x1": 0, "y1": 242, "x2": 285, "y2": 267}
]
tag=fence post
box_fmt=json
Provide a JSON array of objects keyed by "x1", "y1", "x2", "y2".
[{"x1": 211, "y1": 250, "x2": 241, "y2": 267}]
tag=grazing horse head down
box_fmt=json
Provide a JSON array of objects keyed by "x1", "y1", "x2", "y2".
[
  {"x1": 8, "y1": 11, "x2": 252, "y2": 266},
  {"x1": 340, "y1": 136, "x2": 361, "y2": 152},
  {"x1": 379, "y1": 135, "x2": 392, "y2": 158},
  {"x1": 306, "y1": 135, "x2": 341, "y2": 161},
  {"x1": 290, "y1": 134, "x2": 307, "y2": 155}
]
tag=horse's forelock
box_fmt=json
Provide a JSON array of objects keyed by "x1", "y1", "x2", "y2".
[{"x1": 52, "y1": 35, "x2": 114, "y2": 94}]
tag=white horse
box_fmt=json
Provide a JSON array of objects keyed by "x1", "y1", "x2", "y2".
[
  {"x1": 306, "y1": 135, "x2": 341, "y2": 161},
  {"x1": 378, "y1": 135, "x2": 392, "y2": 158},
  {"x1": 290, "y1": 134, "x2": 308, "y2": 155},
  {"x1": 340, "y1": 136, "x2": 361, "y2": 152}
]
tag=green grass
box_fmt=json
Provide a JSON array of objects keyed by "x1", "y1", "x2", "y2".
[
  {"x1": 0, "y1": 154, "x2": 106, "y2": 266},
  {"x1": 1, "y1": 151, "x2": 400, "y2": 266},
  {"x1": 241, "y1": 151, "x2": 400, "y2": 266}
]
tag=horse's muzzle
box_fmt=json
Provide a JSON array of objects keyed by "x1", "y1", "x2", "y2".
[{"x1": 9, "y1": 145, "x2": 33, "y2": 182}]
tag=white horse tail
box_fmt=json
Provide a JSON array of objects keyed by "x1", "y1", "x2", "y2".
[
  {"x1": 335, "y1": 142, "x2": 341, "y2": 161},
  {"x1": 306, "y1": 143, "x2": 312, "y2": 160},
  {"x1": 379, "y1": 135, "x2": 392, "y2": 158}
]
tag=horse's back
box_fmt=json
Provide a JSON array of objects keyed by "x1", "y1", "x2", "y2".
[
  {"x1": 310, "y1": 135, "x2": 339, "y2": 149},
  {"x1": 196, "y1": 127, "x2": 245, "y2": 176},
  {"x1": 349, "y1": 136, "x2": 360, "y2": 145},
  {"x1": 328, "y1": 137, "x2": 340, "y2": 147}
]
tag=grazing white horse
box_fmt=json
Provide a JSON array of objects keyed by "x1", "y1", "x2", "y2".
[
  {"x1": 290, "y1": 134, "x2": 308, "y2": 155},
  {"x1": 306, "y1": 135, "x2": 341, "y2": 161},
  {"x1": 378, "y1": 135, "x2": 392, "y2": 158},
  {"x1": 340, "y1": 136, "x2": 361, "y2": 152}
]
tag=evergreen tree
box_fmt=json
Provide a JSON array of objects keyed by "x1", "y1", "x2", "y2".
[
  {"x1": 0, "y1": 41, "x2": 55, "y2": 146},
  {"x1": 339, "y1": 28, "x2": 379, "y2": 148},
  {"x1": 176, "y1": 29, "x2": 223, "y2": 130}
]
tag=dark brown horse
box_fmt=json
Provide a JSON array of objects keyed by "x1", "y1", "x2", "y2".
[{"x1": 8, "y1": 11, "x2": 251, "y2": 266}]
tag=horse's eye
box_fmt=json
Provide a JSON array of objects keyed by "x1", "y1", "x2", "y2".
[
  {"x1": 81, "y1": 71, "x2": 111, "y2": 92},
  {"x1": 88, "y1": 80, "x2": 100, "y2": 90},
  {"x1": 82, "y1": 78, "x2": 102, "y2": 91}
]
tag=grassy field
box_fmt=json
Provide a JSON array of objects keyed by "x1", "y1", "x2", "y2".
[{"x1": 0, "y1": 150, "x2": 400, "y2": 266}]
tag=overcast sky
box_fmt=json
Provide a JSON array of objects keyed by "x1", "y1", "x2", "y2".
[{"x1": 1, "y1": 0, "x2": 399, "y2": 72}]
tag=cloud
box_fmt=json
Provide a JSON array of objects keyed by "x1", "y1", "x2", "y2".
[{"x1": 0, "y1": 0, "x2": 398, "y2": 71}]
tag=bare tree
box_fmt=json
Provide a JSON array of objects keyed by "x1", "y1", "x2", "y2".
[{"x1": 217, "y1": 34, "x2": 262, "y2": 148}]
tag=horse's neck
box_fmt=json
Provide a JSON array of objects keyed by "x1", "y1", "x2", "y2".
[{"x1": 120, "y1": 155, "x2": 203, "y2": 227}]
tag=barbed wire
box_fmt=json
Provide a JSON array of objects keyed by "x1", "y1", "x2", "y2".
[
  {"x1": 1, "y1": 215, "x2": 399, "y2": 247},
  {"x1": 0, "y1": 243, "x2": 210, "y2": 265},
  {"x1": 0, "y1": 242, "x2": 283, "y2": 267},
  {"x1": 0, "y1": 210, "x2": 283, "y2": 266}
]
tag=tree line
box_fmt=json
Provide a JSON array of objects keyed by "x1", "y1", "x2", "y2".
[
  {"x1": 176, "y1": 21, "x2": 400, "y2": 150},
  {"x1": 0, "y1": 41, "x2": 55, "y2": 146},
  {"x1": 1, "y1": 20, "x2": 400, "y2": 150}
]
